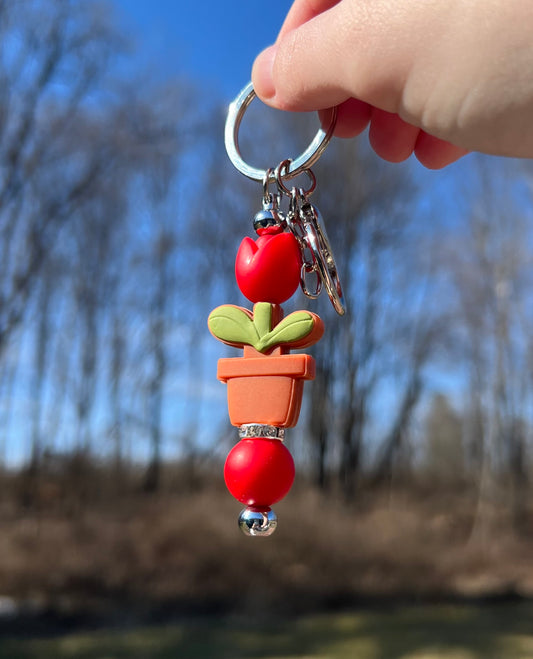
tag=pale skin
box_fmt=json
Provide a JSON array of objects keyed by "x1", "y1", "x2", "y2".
[{"x1": 252, "y1": 0, "x2": 533, "y2": 169}]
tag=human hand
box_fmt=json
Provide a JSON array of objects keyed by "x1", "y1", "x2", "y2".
[{"x1": 252, "y1": 0, "x2": 533, "y2": 168}]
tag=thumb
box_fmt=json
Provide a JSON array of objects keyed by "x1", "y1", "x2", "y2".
[{"x1": 252, "y1": 0, "x2": 422, "y2": 114}]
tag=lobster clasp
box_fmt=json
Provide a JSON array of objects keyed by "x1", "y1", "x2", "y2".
[
  {"x1": 287, "y1": 192, "x2": 345, "y2": 315},
  {"x1": 300, "y1": 201, "x2": 346, "y2": 316}
]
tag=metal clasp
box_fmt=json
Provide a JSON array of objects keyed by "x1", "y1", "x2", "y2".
[
  {"x1": 285, "y1": 182, "x2": 346, "y2": 316},
  {"x1": 299, "y1": 200, "x2": 346, "y2": 316}
]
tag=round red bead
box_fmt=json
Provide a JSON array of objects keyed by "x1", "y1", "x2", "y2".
[{"x1": 224, "y1": 438, "x2": 295, "y2": 507}]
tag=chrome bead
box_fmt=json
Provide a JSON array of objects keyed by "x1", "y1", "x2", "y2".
[
  {"x1": 253, "y1": 207, "x2": 284, "y2": 233},
  {"x1": 238, "y1": 507, "x2": 278, "y2": 537}
]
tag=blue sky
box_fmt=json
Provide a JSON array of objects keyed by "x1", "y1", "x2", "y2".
[
  {"x1": 112, "y1": 0, "x2": 293, "y2": 102},
  {"x1": 110, "y1": 0, "x2": 473, "y2": 197},
  {"x1": 1, "y1": 1, "x2": 521, "y2": 469},
  {"x1": 3, "y1": 0, "x2": 520, "y2": 470},
  {"x1": 70, "y1": 1, "x2": 516, "y2": 467}
]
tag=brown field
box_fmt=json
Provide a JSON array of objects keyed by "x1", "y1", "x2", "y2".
[{"x1": 0, "y1": 474, "x2": 531, "y2": 621}]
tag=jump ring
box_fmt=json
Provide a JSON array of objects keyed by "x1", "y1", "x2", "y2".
[
  {"x1": 275, "y1": 159, "x2": 316, "y2": 197},
  {"x1": 225, "y1": 81, "x2": 337, "y2": 182},
  {"x1": 262, "y1": 167, "x2": 275, "y2": 204}
]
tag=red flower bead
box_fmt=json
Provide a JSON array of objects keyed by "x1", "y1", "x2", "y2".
[
  {"x1": 224, "y1": 438, "x2": 295, "y2": 507},
  {"x1": 235, "y1": 231, "x2": 301, "y2": 304}
]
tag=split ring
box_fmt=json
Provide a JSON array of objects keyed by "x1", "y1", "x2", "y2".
[{"x1": 225, "y1": 81, "x2": 337, "y2": 182}]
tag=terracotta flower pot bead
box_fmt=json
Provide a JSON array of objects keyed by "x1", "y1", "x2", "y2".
[{"x1": 213, "y1": 82, "x2": 345, "y2": 536}]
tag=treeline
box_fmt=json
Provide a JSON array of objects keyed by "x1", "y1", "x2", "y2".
[
  {"x1": 1, "y1": 0, "x2": 533, "y2": 531},
  {"x1": 302, "y1": 148, "x2": 533, "y2": 534}
]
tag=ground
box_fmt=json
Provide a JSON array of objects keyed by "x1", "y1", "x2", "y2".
[{"x1": 1, "y1": 602, "x2": 533, "y2": 658}]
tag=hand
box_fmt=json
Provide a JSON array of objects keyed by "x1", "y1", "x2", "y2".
[{"x1": 252, "y1": 0, "x2": 533, "y2": 168}]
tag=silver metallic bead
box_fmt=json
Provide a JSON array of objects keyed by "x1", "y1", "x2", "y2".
[
  {"x1": 238, "y1": 507, "x2": 278, "y2": 537},
  {"x1": 253, "y1": 208, "x2": 284, "y2": 233},
  {"x1": 253, "y1": 193, "x2": 285, "y2": 234}
]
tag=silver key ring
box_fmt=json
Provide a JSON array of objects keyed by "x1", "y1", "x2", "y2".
[{"x1": 225, "y1": 81, "x2": 337, "y2": 182}]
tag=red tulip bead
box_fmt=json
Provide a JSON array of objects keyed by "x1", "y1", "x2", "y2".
[
  {"x1": 235, "y1": 230, "x2": 302, "y2": 304},
  {"x1": 224, "y1": 438, "x2": 295, "y2": 508}
]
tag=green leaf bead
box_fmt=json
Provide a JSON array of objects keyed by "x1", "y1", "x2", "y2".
[{"x1": 208, "y1": 306, "x2": 259, "y2": 347}]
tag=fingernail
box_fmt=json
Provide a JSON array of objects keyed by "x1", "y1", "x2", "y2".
[{"x1": 252, "y1": 44, "x2": 277, "y2": 100}]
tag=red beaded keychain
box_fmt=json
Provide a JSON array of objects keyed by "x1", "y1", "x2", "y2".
[{"x1": 208, "y1": 83, "x2": 345, "y2": 536}]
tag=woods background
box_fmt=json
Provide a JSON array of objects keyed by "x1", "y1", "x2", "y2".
[{"x1": 0, "y1": 0, "x2": 532, "y2": 621}]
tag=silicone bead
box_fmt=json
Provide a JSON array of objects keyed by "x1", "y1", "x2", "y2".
[
  {"x1": 235, "y1": 232, "x2": 301, "y2": 304},
  {"x1": 224, "y1": 438, "x2": 295, "y2": 507},
  {"x1": 218, "y1": 354, "x2": 315, "y2": 427}
]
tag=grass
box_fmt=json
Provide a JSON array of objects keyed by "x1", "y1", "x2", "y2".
[{"x1": 1, "y1": 602, "x2": 532, "y2": 659}]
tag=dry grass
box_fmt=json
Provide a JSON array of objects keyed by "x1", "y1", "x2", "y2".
[{"x1": 0, "y1": 479, "x2": 531, "y2": 619}]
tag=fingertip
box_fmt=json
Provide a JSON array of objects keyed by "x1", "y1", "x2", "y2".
[
  {"x1": 369, "y1": 109, "x2": 420, "y2": 163},
  {"x1": 319, "y1": 98, "x2": 371, "y2": 138},
  {"x1": 414, "y1": 131, "x2": 469, "y2": 169},
  {"x1": 251, "y1": 44, "x2": 277, "y2": 102}
]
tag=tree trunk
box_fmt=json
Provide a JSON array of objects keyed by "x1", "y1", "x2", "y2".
[{"x1": 371, "y1": 373, "x2": 422, "y2": 486}]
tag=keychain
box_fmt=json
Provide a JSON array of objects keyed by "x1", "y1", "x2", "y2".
[{"x1": 208, "y1": 82, "x2": 345, "y2": 536}]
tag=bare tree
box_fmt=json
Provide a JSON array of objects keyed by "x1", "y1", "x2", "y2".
[
  {"x1": 441, "y1": 157, "x2": 533, "y2": 535},
  {"x1": 302, "y1": 136, "x2": 432, "y2": 499},
  {"x1": 0, "y1": 1, "x2": 200, "y2": 499},
  {"x1": 0, "y1": 0, "x2": 123, "y2": 351},
  {"x1": 143, "y1": 224, "x2": 175, "y2": 493},
  {"x1": 422, "y1": 393, "x2": 464, "y2": 483}
]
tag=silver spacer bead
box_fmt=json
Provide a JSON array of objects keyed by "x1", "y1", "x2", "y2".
[
  {"x1": 239, "y1": 424, "x2": 285, "y2": 441},
  {"x1": 238, "y1": 507, "x2": 278, "y2": 537}
]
